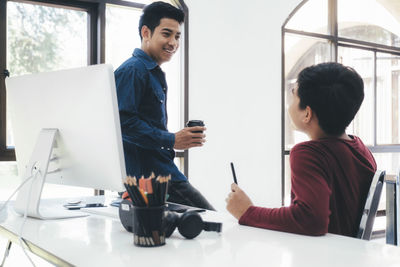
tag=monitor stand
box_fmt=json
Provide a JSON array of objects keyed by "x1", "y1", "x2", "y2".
[{"x1": 13, "y1": 128, "x2": 87, "y2": 219}]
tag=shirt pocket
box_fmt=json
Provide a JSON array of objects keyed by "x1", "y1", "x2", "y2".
[{"x1": 152, "y1": 85, "x2": 166, "y2": 105}]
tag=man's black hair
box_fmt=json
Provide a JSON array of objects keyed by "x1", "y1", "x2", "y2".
[
  {"x1": 297, "y1": 62, "x2": 364, "y2": 136},
  {"x1": 138, "y1": 1, "x2": 185, "y2": 40}
]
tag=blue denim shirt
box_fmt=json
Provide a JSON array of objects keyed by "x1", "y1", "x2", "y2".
[{"x1": 115, "y1": 48, "x2": 186, "y2": 181}]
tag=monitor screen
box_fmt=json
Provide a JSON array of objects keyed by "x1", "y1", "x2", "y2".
[{"x1": 6, "y1": 64, "x2": 126, "y2": 219}]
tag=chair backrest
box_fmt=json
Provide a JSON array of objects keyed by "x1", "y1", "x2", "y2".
[{"x1": 357, "y1": 170, "x2": 385, "y2": 240}]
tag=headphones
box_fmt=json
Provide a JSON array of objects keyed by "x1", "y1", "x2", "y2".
[
  {"x1": 119, "y1": 199, "x2": 222, "y2": 239},
  {"x1": 163, "y1": 210, "x2": 222, "y2": 239}
]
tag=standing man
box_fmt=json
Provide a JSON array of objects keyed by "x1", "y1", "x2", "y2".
[{"x1": 115, "y1": 1, "x2": 214, "y2": 210}]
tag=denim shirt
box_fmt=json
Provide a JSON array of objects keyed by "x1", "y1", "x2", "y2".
[{"x1": 115, "y1": 48, "x2": 186, "y2": 181}]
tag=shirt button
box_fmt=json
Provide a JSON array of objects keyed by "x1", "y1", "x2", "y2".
[
  {"x1": 160, "y1": 100, "x2": 164, "y2": 103},
  {"x1": 163, "y1": 87, "x2": 166, "y2": 91},
  {"x1": 161, "y1": 147, "x2": 164, "y2": 150}
]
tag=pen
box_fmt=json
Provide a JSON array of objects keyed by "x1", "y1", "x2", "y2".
[{"x1": 230, "y1": 162, "x2": 238, "y2": 185}]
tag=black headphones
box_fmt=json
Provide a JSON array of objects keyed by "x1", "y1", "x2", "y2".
[
  {"x1": 163, "y1": 210, "x2": 222, "y2": 239},
  {"x1": 119, "y1": 199, "x2": 222, "y2": 239}
]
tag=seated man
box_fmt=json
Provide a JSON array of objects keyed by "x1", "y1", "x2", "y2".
[{"x1": 226, "y1": 62, "x2": 377, "y2": 237}]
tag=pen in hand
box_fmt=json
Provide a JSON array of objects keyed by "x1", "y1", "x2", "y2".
[{"x1": 230, "y1": 162, "x2": 238, "y2": 185}]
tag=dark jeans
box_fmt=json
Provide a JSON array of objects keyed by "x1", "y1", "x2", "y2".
[{"x1": 167, "y1": 180, "x2": 215, "y2": 211}]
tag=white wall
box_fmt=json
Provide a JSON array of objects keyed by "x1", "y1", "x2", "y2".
[{"x1": 185, "y1": 0, "x2": 301, "y2": 211}]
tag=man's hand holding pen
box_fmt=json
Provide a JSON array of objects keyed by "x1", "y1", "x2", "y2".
[
  {"x1": 174, "y1": 126, "x2": 206, "y2": 150},
  {"x1": 226, "y1": 183, "x2": 253, "y2": 220}
]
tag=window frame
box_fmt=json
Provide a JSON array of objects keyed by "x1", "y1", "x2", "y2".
[
  {"x1": 0, "y1": 0, "x2": 189, "y2": 176},
  {"x1": 282, "y1": 0, "x2": 400, "y2": 205}
]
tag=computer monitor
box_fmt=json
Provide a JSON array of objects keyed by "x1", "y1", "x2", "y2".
[{"x1": 5, "y1": 64, "x2": 126, "y2": 219}]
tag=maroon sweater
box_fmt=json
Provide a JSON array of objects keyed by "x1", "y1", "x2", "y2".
[{"x1": 239, "y1": 136, "x2": 376, "y2": 237}]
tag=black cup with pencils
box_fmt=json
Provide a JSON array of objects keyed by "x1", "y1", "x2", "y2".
[{"x1": 123, "y1": 173, "x2": 171, "y2": 247}]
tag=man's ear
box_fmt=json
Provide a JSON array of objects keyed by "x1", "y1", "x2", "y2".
[
  {"x1": 141, "y1": 25, "x2": 151, "y2": 41},
  {"x1": 303, "y1": 106, "x2": 313, "y2": 123}
]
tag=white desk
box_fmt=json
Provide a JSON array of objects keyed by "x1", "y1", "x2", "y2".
[{"x1": 1, "y1": 198, "x2": 400, "y2": 267}]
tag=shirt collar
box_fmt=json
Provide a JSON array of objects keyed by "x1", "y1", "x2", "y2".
[{"x1": 133, "y1": 48, "x2": 158, "y2": 70}]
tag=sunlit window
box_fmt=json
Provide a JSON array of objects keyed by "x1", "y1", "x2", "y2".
[
  {"x1": 6, "y1": 1, "x2": 87, "y2": 148},
  {"x1": 338, "y1": 0, "x2": 400, "y2": 48},
  {"x1": 283, "y1": 0, "x2": 400, "y2": 205}
]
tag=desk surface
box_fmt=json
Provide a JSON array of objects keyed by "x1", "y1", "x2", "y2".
[{"x1": 1, "y1": 197, "x2": 400, "y2": 267}]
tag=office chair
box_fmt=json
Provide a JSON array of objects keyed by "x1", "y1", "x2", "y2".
[
  {"x1": 357, "y1": 170, "x2": 385, "y2": 240},
  {"x1": 386, "y1": 173, "x2": 399, "y2": 246}
]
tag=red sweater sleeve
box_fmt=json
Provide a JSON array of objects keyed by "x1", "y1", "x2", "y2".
[{"x1": 239, "y1": 144, "x2": 331, "y2": 236}]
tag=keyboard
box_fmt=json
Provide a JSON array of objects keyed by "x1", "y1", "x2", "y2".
[{"x1": 80, "y1": 200, "x2": 207, "y2": 219}]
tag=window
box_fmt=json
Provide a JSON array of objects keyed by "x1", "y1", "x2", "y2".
[
  {"x1": 0, "y1": 0, "x2": 188, "y2": 199},
  {"x1": 6, "y1": 1, "x2": 88, "y2": 148},
  {"x1": 282, "y1": 0, "x2": 400, "y2": 205}
]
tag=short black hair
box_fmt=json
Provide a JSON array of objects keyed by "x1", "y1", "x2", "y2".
[
  {"x1": 297, "y1": 62, "x2": 364, "y2": 136},
  {"x1": 138, "y1": 1, "x2": 185, "y2": 40}
]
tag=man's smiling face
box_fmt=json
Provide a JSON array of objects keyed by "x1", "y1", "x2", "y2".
[{"x1": 141, "y1": 18, "x2": 181, "y2": 65}]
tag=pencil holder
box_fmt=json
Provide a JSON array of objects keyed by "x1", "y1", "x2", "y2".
[{"x1": 132, "y1": 205, "x2": 166, "y2": 247}]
